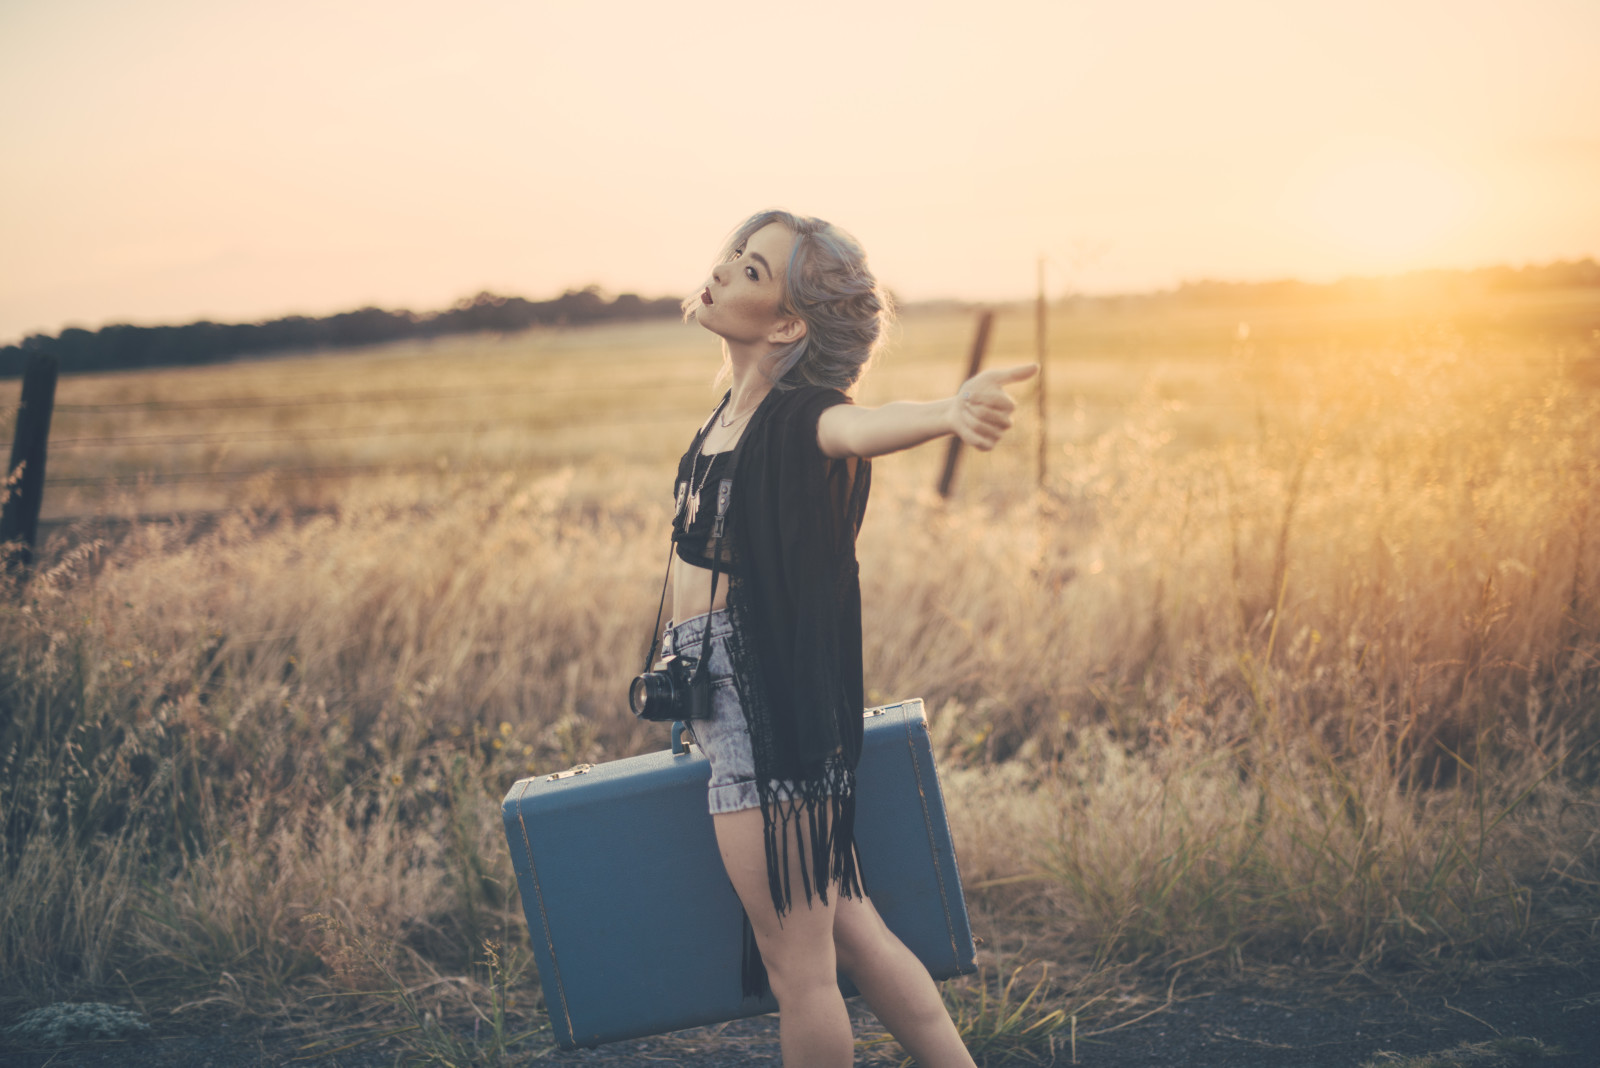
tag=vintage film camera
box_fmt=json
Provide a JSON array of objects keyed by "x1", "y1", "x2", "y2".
[{"x1": 629, "y1": 653, "x2": 712, "y2": 722}]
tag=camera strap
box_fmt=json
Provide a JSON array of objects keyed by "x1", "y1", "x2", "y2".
[
  {"x1": 688, "y1": 476, "x2": 734, "y2": 684},
  {"x1": 642, "y1": 542, "x2": 676, "y2": 674}
]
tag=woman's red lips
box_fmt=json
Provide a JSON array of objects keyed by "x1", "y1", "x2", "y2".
[{"x1": 701, "y1": 288, "x2": 713, "y2": 305}]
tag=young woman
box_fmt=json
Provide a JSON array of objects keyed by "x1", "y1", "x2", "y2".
[{"x1": 657, "y1": 209, "x2": 1035, "y2": 1067}]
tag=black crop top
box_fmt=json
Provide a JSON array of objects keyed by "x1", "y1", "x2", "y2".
[{"x1": 672, "y1": 447, "x2": 739, "y2": 574}]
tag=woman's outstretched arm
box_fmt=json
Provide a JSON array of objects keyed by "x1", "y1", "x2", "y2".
[{"x1": 817, "y1": 363, "x2": 1038, "y2": 460}]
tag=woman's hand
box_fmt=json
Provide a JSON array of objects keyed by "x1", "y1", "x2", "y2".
[
  {"x1": 816, "y1": 362, "x2": 1040, "y2": 460},
  {"x1": 951, "y1": 364, "x2": 1039, "y2": 451}
]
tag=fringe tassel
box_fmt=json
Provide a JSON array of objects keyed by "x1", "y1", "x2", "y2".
[{"x1": 758, "y1": 763, "x2": 860, "y2": 918}]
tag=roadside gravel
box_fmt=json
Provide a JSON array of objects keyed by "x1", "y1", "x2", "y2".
[{"x1": 4, "y1": 960, "x2": 1595, "y2": 1067}]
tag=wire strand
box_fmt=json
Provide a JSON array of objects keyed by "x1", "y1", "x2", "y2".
[
  {"x1": 45, "y1": 410, "x2": 693, "y2": 450},
  {"x1": 52, "y1": 379, "x2": 707, "y2": 413},
  {"x1": 48, "y1": 461, "x2": 534, "y2": 487}
]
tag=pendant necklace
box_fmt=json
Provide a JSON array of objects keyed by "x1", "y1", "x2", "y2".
[
  {"x1": 687, "y1": 390, "x2": 759, "y2": 525},
  {"x1": 686, "y1": 393, "x2": 733, "y2": 526},
  {"x1": 684, "y1": 450, "x2": 716, "y2": 527}
]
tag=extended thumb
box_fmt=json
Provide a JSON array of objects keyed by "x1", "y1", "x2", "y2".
[{"x1": 996, "y1": 363, "x2": 1040, "y2": 382}]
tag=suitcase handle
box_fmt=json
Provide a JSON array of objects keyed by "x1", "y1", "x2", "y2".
[{"x1": 671, "y1": 720, "x2": 693, "y2": 755}]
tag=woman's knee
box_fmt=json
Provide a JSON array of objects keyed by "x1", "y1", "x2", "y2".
[
  {"x1": 831, "y1": 892, "x2": 893, "y2": 978},
  {"x1": 760, "y1": 933, "x2": 840, "y2": 1004}
]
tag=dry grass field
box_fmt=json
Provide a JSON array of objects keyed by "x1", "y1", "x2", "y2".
[{"x1": 3, "y1": 292, "x2": 1599, "y2": 1063}]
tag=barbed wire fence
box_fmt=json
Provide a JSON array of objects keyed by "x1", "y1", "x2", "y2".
[
  {"x1": 0, "y1": 368, "x2": 1446, "y2": 518},
  {"x1": 5, "y1": 336, "x2": 999, "y2": 556},
  {"x1": 0, "y1": 369, "x2": 750, "y2": 561},
  {"x1": 37, "y1": 382, "x2": 714, "y2": 490},
  {"x1": 13, "y1": 310, "x2": 1563, "y2": 558}
]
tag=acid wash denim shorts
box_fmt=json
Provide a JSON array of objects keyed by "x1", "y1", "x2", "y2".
[
  {"x1": 661, "y1": 609, "x2": 848, "y2": 816},
  {"x1": 660, "y1": 609, "x2": 761, "y2": 815}
]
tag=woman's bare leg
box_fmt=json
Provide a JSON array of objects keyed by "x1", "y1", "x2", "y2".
[
  {"x1": 713, "y1": 807, "x2": 853, "y2": 1067},
  {"x1": 833, "y1": 891, "x2": 976, "y2": 1068}
]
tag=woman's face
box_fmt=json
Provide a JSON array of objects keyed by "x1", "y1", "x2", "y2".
[{"x1": 695, "y1": 221, "x2": 798, "y2": 347}]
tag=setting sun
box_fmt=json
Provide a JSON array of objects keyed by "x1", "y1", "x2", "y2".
[
  {"x1": 1278, "y1": 142, "x2": 1476, "y2": 269},
  {"x1": 1, "y1": 0, "x2": 1596, "y2": 338}
]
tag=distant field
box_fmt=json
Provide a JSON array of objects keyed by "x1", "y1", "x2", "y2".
[
  {"x1": 9, "y1": 288, "x2": 1595, "y2": 521},
  {"x1": 3, "y1": 288, "x2": 1598, "y2": 1060}
]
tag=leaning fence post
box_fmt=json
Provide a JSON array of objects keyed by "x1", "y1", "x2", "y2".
[
  {"x1": 936, "y1": 309, "x2": 994, "y2": 499},
  {"x1": 1, "y1": 352, "x2": 59, "y2": 572}
]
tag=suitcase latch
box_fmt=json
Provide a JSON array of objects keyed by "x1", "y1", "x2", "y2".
[{"x1": 546, "y1": 763, "x2": 594, "y2": 781}]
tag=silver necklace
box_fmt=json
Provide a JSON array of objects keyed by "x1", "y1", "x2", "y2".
[
  {"x1": 720, "y1": 394, "x2": 759, "y2": 427},
  {"x1": 684, "y1": 450, "x2": 717, "y2": 526},
  {"x1": 685, "y1": 395, "x2": 734, "y2": 526},
  {"x1": 720, "y1": 385, "x2": 768, "y2": 428}
]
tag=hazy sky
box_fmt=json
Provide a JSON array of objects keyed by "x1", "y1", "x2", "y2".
[{"x1": 3, "y1": 0, "x2": 1597, "y2": 343}]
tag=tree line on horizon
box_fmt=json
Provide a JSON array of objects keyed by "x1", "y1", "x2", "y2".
[
  {"x1": 4, "y1": 257, "x2": 1597, "y2": 378},
  {"x1": 0, "y1": 287, "x2": 682, "y2": 378}
]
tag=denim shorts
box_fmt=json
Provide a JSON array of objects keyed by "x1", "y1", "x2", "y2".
[
  {"x1": 660, "y1": 609, "x2": 762, "y2": 815},
  {"x1": 661, "y1": 611, "x2": 851, "y2": 816}
]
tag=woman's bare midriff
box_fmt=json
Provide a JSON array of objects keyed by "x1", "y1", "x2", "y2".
[{"x1": 671, "y1": 555, "x2": 727, "y2": 626}]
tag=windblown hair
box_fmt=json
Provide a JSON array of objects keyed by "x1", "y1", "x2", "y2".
[{"x1": 683, "y1": 209, "x2": 893, "y2": 393}]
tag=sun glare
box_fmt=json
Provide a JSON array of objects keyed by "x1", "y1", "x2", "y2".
[{"x1": 1279, "y1": 142, "x2": 1474, "y2": 271}]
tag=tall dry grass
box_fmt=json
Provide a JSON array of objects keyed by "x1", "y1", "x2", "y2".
[
  {"x1": 923, "y1": 336, "x2": 1600, "y2": 973},
  {"x1": 2, "y1": 302, "x2": 1598, "y2": 1048}
]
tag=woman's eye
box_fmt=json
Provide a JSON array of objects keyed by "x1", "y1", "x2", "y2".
[{"x1": 745, "y1": 266, "x2": 758, "y2": 281}]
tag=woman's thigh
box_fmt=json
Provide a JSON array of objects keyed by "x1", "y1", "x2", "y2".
[{"x1": 712, "y1": 808, "x2": 839, "y2": 983}]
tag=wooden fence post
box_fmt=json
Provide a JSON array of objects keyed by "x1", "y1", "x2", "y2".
[
  {"x1": 936, "y1": 309, "x2": 994, "y2": 499},
  {"x1": 1036, "y1": 256, "x2": 1048, "y2": 488},
  {"x1": 1, "y1": 352, "x2": 60, "y2": 572}
]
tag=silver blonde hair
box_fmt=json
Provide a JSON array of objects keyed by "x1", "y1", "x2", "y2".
[{"x1": 683, "y1": 209, "x2": 892, "y2": 393}]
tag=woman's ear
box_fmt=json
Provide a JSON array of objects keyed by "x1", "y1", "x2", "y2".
[{"x1": 767, "y1": 316, "x2": 808, "y2": 345}]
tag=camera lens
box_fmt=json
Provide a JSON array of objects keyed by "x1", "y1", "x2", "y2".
[
  {"x1": 629, "y1": 670, "x2": 675, "y2": 718},
  {"x1": 629, "y1": 674, "x2": 653, "y2": 716}
]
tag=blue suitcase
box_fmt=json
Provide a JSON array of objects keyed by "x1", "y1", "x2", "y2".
[{"x1": 501, "y1": 698, "x2": 976, "y2": 1049}]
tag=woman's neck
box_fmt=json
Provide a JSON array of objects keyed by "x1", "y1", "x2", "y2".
[{"x1": 724, "y1": 349, "x2": 775, "y2": 421}]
